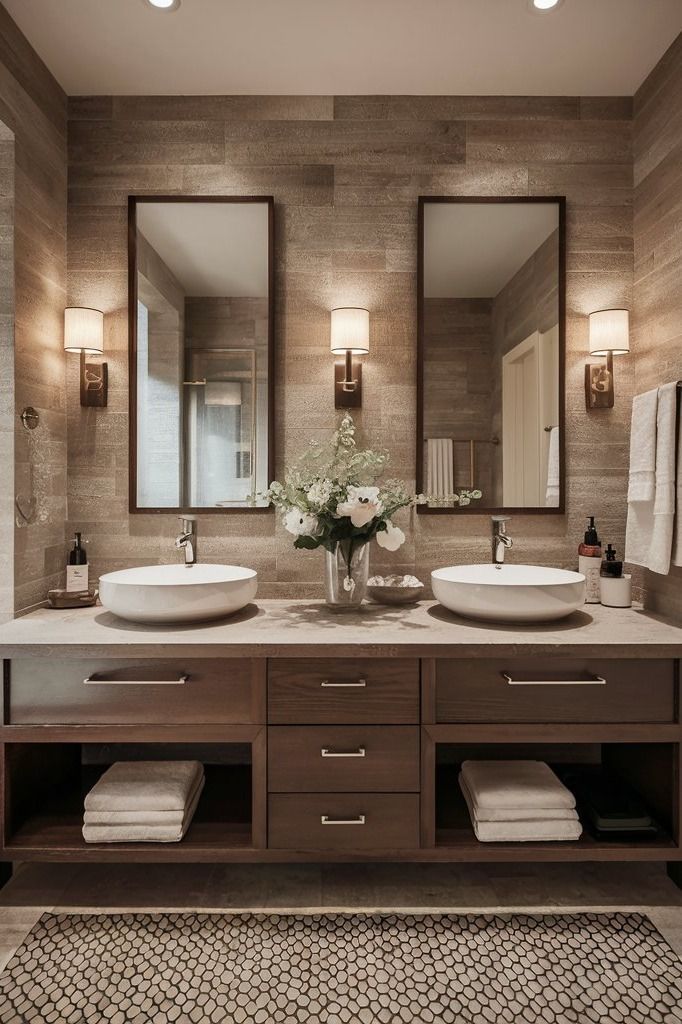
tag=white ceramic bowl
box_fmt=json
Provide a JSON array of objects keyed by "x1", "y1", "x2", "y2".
[
  {"x1": 431, "y1": 563, "x2": 585, "y2": 623},
  {"x1": 99, "y1": 563, "x2": 258, "y2": 624}
]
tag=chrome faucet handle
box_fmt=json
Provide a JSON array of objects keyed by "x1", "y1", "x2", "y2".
[{"x1": 175, "y1": 515, "x2": 198, "y2": 565}]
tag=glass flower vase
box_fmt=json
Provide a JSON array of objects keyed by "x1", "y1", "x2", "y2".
[{"x1": 324, "y1": 539, "x2": 370, "y2": 609}]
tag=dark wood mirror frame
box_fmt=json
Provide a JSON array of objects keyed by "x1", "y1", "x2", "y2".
[
  {"x1": 128, "y1": 195, "x2": 275, "y2": 515},
  {"x1": 416, "y1": 195, "x2": 566, "y2": 516}
]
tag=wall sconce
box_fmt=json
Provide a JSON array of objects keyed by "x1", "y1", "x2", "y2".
[
  {"x1": 331, "y1": 307, "x2": 370, "y2": 409},
  {"x1": 585, "y1": 308, "x2": 630, "y2": 410},
  {"x1": 64, "y1": 307, "x2": 107, "y2": 408}
]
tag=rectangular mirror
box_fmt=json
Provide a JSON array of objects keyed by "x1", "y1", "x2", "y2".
[
  {"x1": 417, "y1": 197, "x2": 565, "y2": 514},
  {"x1": 129, "y1": 196, "x2": 274, "y2": 512}
]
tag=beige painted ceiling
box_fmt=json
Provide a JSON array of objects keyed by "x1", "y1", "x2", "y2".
[
  {"x1": 137, "y1": 201, "x2": 269, "y2": 297},
  {"x1": 424, "y1": 202, "x2": 559, "y2": 298},
  {"x1": 4, "y1": 0, "x2": 682, "y2": 96}
]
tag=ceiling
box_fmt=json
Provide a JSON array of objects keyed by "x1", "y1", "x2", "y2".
[
  {"x1": 423, "y1": 202, "x2": 558, "y2": 298},
  {"x1": 137, "y1": 202, "x2": 269, "y2": 297},
  {"x1": 4, "y1": 0, "x2": 681, "y2": 96}
]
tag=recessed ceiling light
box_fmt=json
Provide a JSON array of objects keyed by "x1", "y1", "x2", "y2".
[
  {"x1": 530, "y1": 0, "x2": 563, "y2": 9},
  {"x1": 145, "y1": 0, "x2": 181, "y2": 10}
]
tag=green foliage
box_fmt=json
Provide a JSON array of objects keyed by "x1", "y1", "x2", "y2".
[{"x1": 263, "y1": 414, "x2": 423, "y2": 552}]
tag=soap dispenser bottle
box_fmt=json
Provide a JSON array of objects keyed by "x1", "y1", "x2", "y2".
[
  {"x1": 600, "y1": 544, "x2": 623, "y2": 578},
  {"x1": 578, "y1": 516, "x2": 602, "y2": 604},
  {"x1": 66, "y1": 532, "x2": 88, "y2": 593}
]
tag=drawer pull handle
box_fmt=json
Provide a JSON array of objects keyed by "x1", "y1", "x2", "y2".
[
  {"x1": 320, "y1": 815, "x2": 366, "y2": 826},
  {"x1": 320, "y1": 679, "x2": 367, "y2": 688},
  {"x1": 321, "y1": 747, "x2": 366, "y2": 758},
  {"x1": 502, "y1": 672, "x2": 606, "y2": 687},
  {"x1": 83, "y1": 674, "x2": 189, "y2": 686}
]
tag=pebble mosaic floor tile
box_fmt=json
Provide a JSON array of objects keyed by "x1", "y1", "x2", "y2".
[{"x1": 0, "y1": 911, "x2": 680, "y2": 1023}]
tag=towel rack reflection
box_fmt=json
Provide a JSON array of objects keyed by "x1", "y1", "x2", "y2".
[{"x1": 450, "y1": 437, "x2": 499, "y2": 491}]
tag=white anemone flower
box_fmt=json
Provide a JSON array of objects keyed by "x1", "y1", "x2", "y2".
[
  {"x1": 283, "y1": 508, "x2": 320, "y2": 537},
  {"x1": 336, "y1": 486, "x2": 384, "y2": 527},
  {"x1": 376, "y1": 521, "x2": 406, "y2": 552}
]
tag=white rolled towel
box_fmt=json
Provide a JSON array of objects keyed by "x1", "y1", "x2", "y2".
[{"x1": 84, "y1": 761, "x2": 204, "y2": 813}]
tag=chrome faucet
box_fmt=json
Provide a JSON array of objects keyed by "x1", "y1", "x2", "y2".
[
  {"x1": 491, "y1": 515, "x2": 513, "y2": 566},
  {"x1": 175, "y1": 515, "x2": 197, "y2": 566}
]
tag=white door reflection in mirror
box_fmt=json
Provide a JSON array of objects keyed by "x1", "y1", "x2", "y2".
[{"x1": 502, "y1": 326, "x2": 559, "y2": 507}]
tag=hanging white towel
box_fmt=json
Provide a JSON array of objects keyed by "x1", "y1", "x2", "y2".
[
  {"x1": 673, "y1": 386, "x2": 682, "y2": 567},
  {"x1": 426, "y1": 439, "x2": 453, "y2": 504},
  {"x1": 627, "y1": 388, "x2": 658, "y2": 502},
  {"x1": 625, "y1": 383, "x2": 677, "y2": 575},
  {"x1": 545, "y1": 426, "x2": 560, "y2": 507}
]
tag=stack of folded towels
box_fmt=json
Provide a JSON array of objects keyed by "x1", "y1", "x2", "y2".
[
  {"x1": 83, "y1": 760, "x2": 204, "y2": 844},
  {"x1": 459, "y1": 760, "x2": 582, "y2": 842}
]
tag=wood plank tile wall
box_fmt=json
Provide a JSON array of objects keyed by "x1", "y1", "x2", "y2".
[
  {"x1": 66, "y1": 94, "x2": 635, "y2": 597},
  {"x1": 0, "y1": 7, "x2": 67, "y2": 616},
  {"x1": 633, "y1": 32, "x2": 682, "y2": 622}
]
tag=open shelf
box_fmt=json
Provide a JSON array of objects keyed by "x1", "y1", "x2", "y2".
[
  {"x1": 3, "y1": 744, "x2": 258, "y2": 861},
  {"x1": 434, "y1": 766, "x2": 677, "y2": 861},
  {"x1": 431, "y1": 737, "x2": 681, "y2": 862}
]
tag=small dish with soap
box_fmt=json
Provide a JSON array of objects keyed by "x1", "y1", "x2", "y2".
[{"x1": 367, "y1": 574, "x2": 424, "y2": 605}]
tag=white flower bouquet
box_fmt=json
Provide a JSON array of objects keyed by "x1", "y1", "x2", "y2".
[{"x1": 264, "y1": 415, "x2": 424, "y2": 601}]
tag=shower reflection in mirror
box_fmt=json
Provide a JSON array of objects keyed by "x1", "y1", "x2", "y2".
[{"x1": 130, "y1": 196, "x2": 274, "y2": 512}]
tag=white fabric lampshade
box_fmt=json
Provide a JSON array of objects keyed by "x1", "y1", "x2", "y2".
[
  {"x1": 64, "y1": 307, "x2": 104, "y2": 354},
  {"x1": 588, "y1": 309, "x2": 630, "y2": 356},
  {"x1": 330, "y1": 307, "x2": 370, "y2": 355}
]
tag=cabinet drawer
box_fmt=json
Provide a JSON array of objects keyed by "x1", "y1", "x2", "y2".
[
  {"x1": 268, "y1": 658, "x2": 419, "y2": 724},
  {"x1": 268, "y1": 793, "x2": 419, "y2": 850},
  {"x1": 268, "y1": 726, "x2": 419, "y2": 792},
  {"x1": 435, "y1": 658, "x2": 676, "y2": 724},
  {"x1": 9, "y1": 658, "x2": 260, "y2": 725}
]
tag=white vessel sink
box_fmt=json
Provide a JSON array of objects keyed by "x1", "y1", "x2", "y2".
[
  {"x1": 431, "y1": 564, "x2": 586, "y2": 623},
  {"x1": 99, "y1": 563, "x2": 258, "y2": 625}
]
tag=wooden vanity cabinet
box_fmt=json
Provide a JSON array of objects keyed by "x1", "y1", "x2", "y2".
[{"x1": 0, "y1": 652, "x2": 680, "y2": 877}]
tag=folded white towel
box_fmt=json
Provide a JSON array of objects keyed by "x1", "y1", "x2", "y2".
[
  {"x1": 627, "y1": 388, "x2": 658, "y2": 503},
  {"x1": 460, "y1": 779, "x2": 582, "y2": 842},
  {"x1": 459, "y1": 775, "x2": 579, "y2": 823},
  {"x1": 84, "y1": 772, "x2": 204, "y2": 826},
  {"x1": 626, "y1": 383, "x2": 677, "y2": 575},
  {"x1": 84, "y1": 761, "x2": 204, "y2": 813},
  {"x1": 83, "y1": 777, "x2": 204, "y2": 844},
  {"x1": 545, "y1": 426, "x2": 560, "y2": 507},
  {"x1": 460, "y1": 760, "x2": 576, "y2": 812}
]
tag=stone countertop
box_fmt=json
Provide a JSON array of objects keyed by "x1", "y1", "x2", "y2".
[{"x1": 0, "y1": 600, "x2": 681, "y2": 659}]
